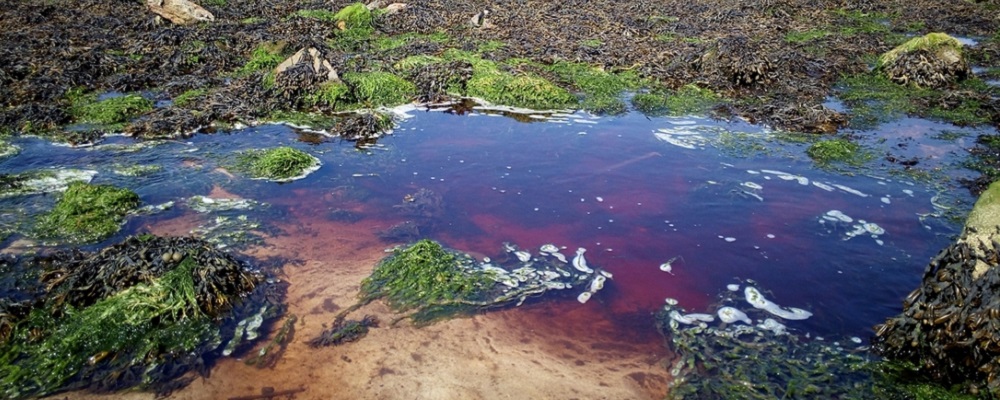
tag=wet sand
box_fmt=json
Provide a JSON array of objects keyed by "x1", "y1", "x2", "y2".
[{"x1": 63, "y1": 202, "x2": 671, "y2": 399}]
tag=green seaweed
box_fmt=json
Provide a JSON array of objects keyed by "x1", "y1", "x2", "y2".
[
  {"x1": 581, "y1": 96, "x2": 628, "y2": 115},
  {"x1": 35, "y1": 182, "x2": 140, "y2": 243},
  {"x1": 806, "y1": 138, "x2": 874, "y2": 166},
  {"x1": 236, "y1": 42, "x2": 285, "y2": 77},
  {"x1": 322, "y1": 2, "x2": 378, "y2": 51},
  {"x1": 173, "y1": 88, "x2": 207, "y2": 107},
  {"x1": 333, "y1": 2, "x2": 374, "y2": 30},
  {"x1": 784, "y1": 29, "x2": 830, "y2": 43},
  {"x1": 393, "y1": 55, "x2": 445, "y2": 73},
  {"x1": 477, "y1": 40, "x2": 506, "y2": 52},
  {"x1": 836, "y1": 73, "x2": 927, "y2": 127},
  {"x1": 69, "y1": 92, "x2": 152, "y2": 127},
  {"x1": 438, "y1": 50, "x2": 576, "y2": 110},
  {"x1": 304, "y1": 81, "x2": 350, "y2": 108},
  {"x1": 0, "y1": 257, "x2": 210, "y2": 399},
  {"x1": 632, "y1": 84, "x2": 721, "y2": 116},
  {"x1": 293, "y1": 9, "x2": 339, "y2": 22},
  {"x1": 832, "y1": 8, "x2": 894, "y2": 36},
  {"x1": 342, "y1": 71, "x2": 415, "y2": 107},
  {"x1": 374, "y1": 35, "x2": 411, "y2": 52},
  {"x1": 235, "y1": 146, "x2": 318, "y2": 181},
  {"x1": 658, "y1": 289, "x2": 972, "y2": 400},
  {"x1": 359, "y1": 240, "x2": 494, "y2": 322},
  {"x1": 268, "y1": 110, "x2": 337, "y2": 127},
  {"x1": 544, "y1": 61, "x2": 641, "y2": 114},
  {"x1": 837, "y1": 73, "x2": 993, "y2": 128}
]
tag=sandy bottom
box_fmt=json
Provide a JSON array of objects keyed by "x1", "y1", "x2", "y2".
[{"x1": 56, "y1": 200, "x2": 673, "y2": 400}]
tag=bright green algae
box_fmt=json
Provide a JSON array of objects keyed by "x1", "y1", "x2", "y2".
[
  {"x1": 65, "y1": 89, "x2": 153, "y2": 133},
  {"x1": 806, "y1": 138, "x2": 875, "y2": 167},
  {"x1": 234, "y1": 146, "x2": 319, "y2": 181},
  {"x1": 359, "y1": 239, "x2": 494, "y2": 323},
  {"x1": 0, "y1": 258, "x2": 209, "y2": 398},
  {"x1": 35, "y1": 181, "x2": 140, "y2": 243},
  {"x1": 0, "y1": 235, "x2": 274, "y2": 399}
]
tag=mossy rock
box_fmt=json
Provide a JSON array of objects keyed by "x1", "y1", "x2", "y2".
[
  {"x1": 35, "y1": 181, "x2": 139, "y2": 243},
  {"x1": 235, "y1": 146, "x2": 320, "y2": 182},
  {"x1": 964, "y1": 180, "x2": 1000, "y2": 233},
  {"x1": 878, "y1": 33, "x2": 970, "y2": 88}
]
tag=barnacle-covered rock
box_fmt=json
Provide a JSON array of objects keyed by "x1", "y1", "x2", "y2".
[{"x1": 874, "y1": 180, "x2": 1000, "y2": 394}]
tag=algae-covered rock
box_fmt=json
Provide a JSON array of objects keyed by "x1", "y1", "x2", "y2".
[
  {"x1": 34, "y1": 181, "x2": 140, "y2": 243},
  {"x1": 0, "y1": 235, "x2": 283, "y2": 399},
  {"x1": 878, "y1": 33, "x2": 970, "y2": 88}
]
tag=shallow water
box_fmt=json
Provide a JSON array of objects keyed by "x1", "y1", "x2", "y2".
[{"x1": 0, "y1": 105, "x2": 991, "y2": 398}]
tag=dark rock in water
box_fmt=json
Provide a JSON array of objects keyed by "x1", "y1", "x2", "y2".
[
  {"x1": 308, "y1": 315, "x2": 378, "y2": 347},
  {"x1": 378, "y1": 220, "x2": 422, "y2": 242},
  {"x1": 878, "y1": 33, "x2": 970, "y2": 88},
  {"x1": 327, "y1": 208, "x2": 364, "y2": 223},
  {"x1": 395, "y1": 188, "x2": 444, "y2": 218}
]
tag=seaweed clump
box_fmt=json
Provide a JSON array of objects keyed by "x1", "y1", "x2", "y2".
[
  {"x1": 0, "y1": 235, "x2": 283, "y2": 399},
  {"x1": 359, "y1": 239, "x2": 494, "y2": 321},
  {"x1": 806, "y1": 138, "x2": 874, "y2": 167},
  {"x1": 313, "y1": 240, "x2": 609, "y2": 345},
  {"x1": 35, "y1": 181, "x2": 140, "y2": 243},
  {"x1": 334, "y1": 111, "x2": 394, "y2": 145},
  {"x1": 234, "y1": 146, "x2": 319, "y2": 182}
]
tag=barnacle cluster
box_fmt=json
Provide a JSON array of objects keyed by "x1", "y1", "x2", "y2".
[{"x1": 874, "y1": 226, "x2": 1000, "y2": 395}]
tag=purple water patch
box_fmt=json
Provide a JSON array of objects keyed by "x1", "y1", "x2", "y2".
[
  {"x1": 0, "y1": 105, "x2": 979, "y2": 342},
  {"x1": 273, "y1": 107, "x2": 972, "y2": 337}
]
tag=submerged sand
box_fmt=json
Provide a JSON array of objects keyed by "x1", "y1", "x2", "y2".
[{"x1": 61, "y1": 205, "x2": 671, "y2": 400}]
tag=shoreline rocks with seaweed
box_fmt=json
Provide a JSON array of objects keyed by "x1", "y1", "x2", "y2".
[{"x1": 0, "y1": 235, "x2": 285, "y2": 399}]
